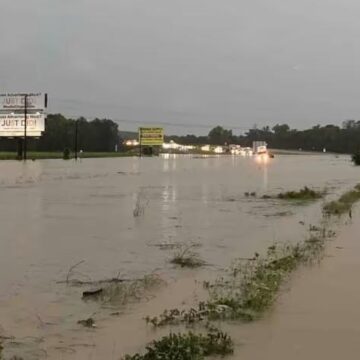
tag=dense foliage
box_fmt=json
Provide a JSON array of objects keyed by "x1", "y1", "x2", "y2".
[
  {"x1": 0, "y1": 114, "x2": 120, "y2": 152},
  {"x1": 168, "y1": 120, "x2": 360, "y2": 153},
  {"x1": 2, "y1": 114, "x2": 360, "y2": 154}
]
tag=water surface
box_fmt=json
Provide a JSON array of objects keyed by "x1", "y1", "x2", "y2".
[{"x1": 0, "y1": 154, "x2": 357, "y2": 358}]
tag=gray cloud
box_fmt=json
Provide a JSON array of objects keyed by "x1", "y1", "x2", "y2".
[{"x1": 1, "y1": 0, "x2": 360, "y2": 134}]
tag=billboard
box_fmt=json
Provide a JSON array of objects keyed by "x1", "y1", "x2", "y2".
[
  {"x1": 0, "y1": 93, "x2": 47, "y2": 137},
  {"x1": 139, "y1": 127, "x2": 164, "y2": 146},
  {"x1": 0, "y1": 93, "x2": 46, "y2": 111},
  {"x1": 0, "y1": 113, "x2": 45, "y2": 137}
]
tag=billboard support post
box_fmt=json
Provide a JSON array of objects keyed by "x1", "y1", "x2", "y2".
[
  {"x1": 74, "y1": 120, "x2": 78, "y2": 160},
  {"x1": 24, "y1": 94, "x2": 28, "y2": 160}
]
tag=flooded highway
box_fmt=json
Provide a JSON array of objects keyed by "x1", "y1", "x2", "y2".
[{"x1": 0, "y1": 154, "x2": 359, "y2": 359}]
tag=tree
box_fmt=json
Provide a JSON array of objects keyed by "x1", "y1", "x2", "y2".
[
  {"x1": 343, "y1": 120, "x2": 357, "y2": 129},
  {"x1": 208, "y1": 126, "x2": 233, "y2": 145},
  {"x1": 34, "y1": 115, "x2": 120, "y2": 152},
  {"x1": 272, "y1": 124, "x2": 290, "y2": 135}
]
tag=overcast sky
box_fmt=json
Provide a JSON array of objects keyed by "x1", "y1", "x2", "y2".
[{"x1": 1, "y1": 0, "x2": 360, "y2": 134}]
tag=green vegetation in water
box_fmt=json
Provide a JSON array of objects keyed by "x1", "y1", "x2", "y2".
[
  {"x1": 98, "y1": 275, "x2": 163, "y2": 305},
  {"x1": 145, "y1": 302, "x2": 210, "y2": 327},
  {"x1": 148, "y1": 235, "x2": 327, "y2": 327},
  {"x1": 351, "y1": 152, "x2": 360, "y2": 165},
  {"x1": 75, "y1": 274, "x2": 163, "y2": 307},
  {"x1": 122, "y1": 328, "x2": 234, "y2": 360},
  {"x1": 62, "y1": 261, "x2": 163, "y2": 306},
  {"x1": 0, "y1": 343, "x2": 23, "y2": 360},
  {"x1": 170, "y1": 245, "x2": 205, "y2": 268},
  {"x1": 78, "y1": 317, "x2": 96, "y2": 328},
  {"x1": 207, "y1": 238, "x2": 325, "y2": 321},
  {"x1": 275, "y1": 186, "x2": 324, "y2": 200},
  {"x1": 323, "y1": 184, "x2": 360, "y2": 215},
  {"x1": 63, "y1": 148, "x2": 71, "y2": 160}
]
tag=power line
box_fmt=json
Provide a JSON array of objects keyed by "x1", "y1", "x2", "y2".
[
  {"x1": 61, "y1": 114, "x2": 251, "y2": 131},
  {"x1": 112, "y1": 118, "x2": 250, "y2": 131},
  {"x1": 50, "y1": 96, "x2": 253, "y2": 131}
]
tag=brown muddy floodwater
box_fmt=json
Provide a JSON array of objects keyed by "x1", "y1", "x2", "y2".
[{"x1": 0, "y1": 154, "x2": 359, "y2": 359}]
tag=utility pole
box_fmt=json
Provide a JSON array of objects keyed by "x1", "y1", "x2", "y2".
[
  {"x1": 23, "y1": 94, "x2": 28, "y2": 160},
  {"x1": 74, "y1": 119, "x2": 79, "y2": 160}
]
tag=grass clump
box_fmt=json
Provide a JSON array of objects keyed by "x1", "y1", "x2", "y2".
[
  {"x1": 276, "y1": 186, "x2": 323, "y2": 200},
  {"x1": 122, "y1": 328, "x2": 233, "y2": 360},
  {"x1": 93, "y1": 274, "x2": 163, "y2": 306},
  {"x1": 63, "y1": 148, "x2": 71, "y2": 160},
  {"x1": 170, "y1": 245, "x2": 205, "y2": 268},
  {"x1": 145, "y1": 302, "x2": 210, "y2": 327},
  {"x1": 133, "y1": 190, "x2": 149, "y2": 217},
  {"x1": 61, "y1": 261, "x2": 163, "y2": 306},
  {"x1": 148, "y1": 235, "x2": 327, "y2": 327},
  {"x1": 0, "y1": 343, "x2": 24, "y2": 360},
  {"x1": 323, "y1": 184, "x2": 360, "y2": 215},
  {"x1": 207, "y1": 239, "x2": 325, "y2": 320},
  {"x1": 351, "y1": 152, "x2": 360, "y2": 165}
]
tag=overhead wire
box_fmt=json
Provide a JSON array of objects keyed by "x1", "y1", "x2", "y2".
[{"x1": 49, "y1": 96, "x2": 255, "y2": 132}]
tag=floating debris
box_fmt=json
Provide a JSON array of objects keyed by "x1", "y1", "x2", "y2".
[{"x1": 78, "y1": 318, "x2": 96, "y2": 328}]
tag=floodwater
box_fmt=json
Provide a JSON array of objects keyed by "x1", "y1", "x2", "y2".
[
  {"x1": 0, "y1": 154, "x2": 359, "y2": 359},
  {"x1": 231, "y1": 218, "x2": 360, "y2": 360}
]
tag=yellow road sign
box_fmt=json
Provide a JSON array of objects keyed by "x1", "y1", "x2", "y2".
[{"x1": 139, "y1": 127, "x2": 164, "y2": 146}]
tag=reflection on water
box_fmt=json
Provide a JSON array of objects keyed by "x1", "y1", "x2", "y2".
[
  {"x1": 0, "y1": 154, "x2": 359, "y2": 359},
  {"x1": 254, "y1": 153, "x2": 270, "y2": 190},
  {"x1": 160, "y1": 185, "x2": 178, "y2": 244}
]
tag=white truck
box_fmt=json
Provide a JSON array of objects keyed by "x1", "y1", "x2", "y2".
[{"x1": 253, "y1": 141, "x2": 267, "y2": 154}]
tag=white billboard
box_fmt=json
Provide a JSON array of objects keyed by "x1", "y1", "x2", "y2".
[
  {"x1": 0, "y1": 93, "x2": 47, "y2": 137},
  {"x1": 0, "y1": 113, "x2": 45, "y2": 137},
  {"x1": 0, "y1": 93, "x2": 46, "y2": 111}
]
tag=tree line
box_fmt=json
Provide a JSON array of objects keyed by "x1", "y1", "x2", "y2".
[
  {"x1": 1, "y1": 114, "x2": 360, "y2": 154},
  {"x1": 167, "y1": 121, "x2": 360, "y2": 153},
  {"x1": 0, "y1": 114, "x2": 120, "y2": 152}
]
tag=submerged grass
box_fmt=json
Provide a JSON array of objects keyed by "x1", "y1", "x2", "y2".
[
  {"x1": 323, "y1": 184, "x2": 360, "y2": 215},
  {"x1": 170, "y1": 245, "x2": 205, "y2": 268},
  {"x1": 207, "y1": 238, "x2": 325, "y2": 321},
  {"x1": 86, "y1": 274, "x2": 164, "y2": 306},
  {"x1": 351, "y1": 152, "x2": 360, "y2": 166},
  {"x1": 145, "y1": 303, "x2": 210, "y2": 327},
  {"x1": 147, "y1": 234, "x2": 327, "y2": 327},
  {"x1": 0, "y1": 343, "x2": 23, "y2": 360},
  {"x1": 61, "y1": 261, "x2": 163, "y2": 306},
  {"x1": 276, "y1": 186, "x2": 324, "y2": 200},
  {"x1": 122, "y1": 328, "x2": 234, "y2": 360},
  {"x1": 133, "y1": 190, "x2": 149, "y2": 217}
]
